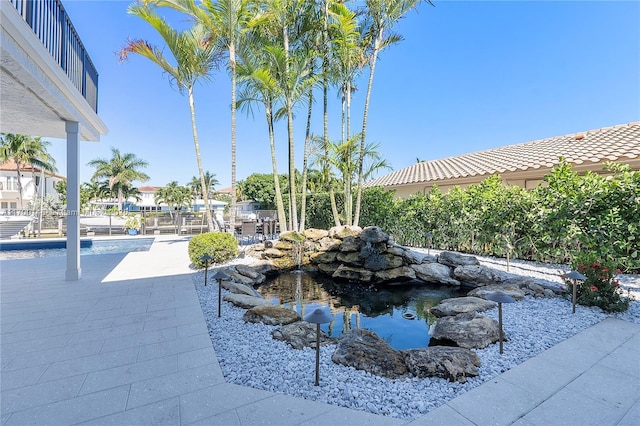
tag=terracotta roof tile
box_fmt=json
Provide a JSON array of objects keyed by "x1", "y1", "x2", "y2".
[{"x1": 366, "y1": 122, "x2": 640, "y2": 188}]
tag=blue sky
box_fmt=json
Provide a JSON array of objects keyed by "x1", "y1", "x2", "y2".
[{"x1": 46, "y1": 0, "x2": 640, "y2": 188}]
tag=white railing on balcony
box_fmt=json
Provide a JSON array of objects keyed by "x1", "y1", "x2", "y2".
[{"x1": 9, "y1": 0, "x2": 98, "y2": 113}]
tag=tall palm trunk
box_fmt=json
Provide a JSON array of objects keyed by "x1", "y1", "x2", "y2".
[
  {"x1": 354, "y1": 35, "x2": 381, "y2": 227},
  {"x1": 229, "y1": 42, "x2": 238, "y2": 232},
  {"x1": 283, "y1": 25, "x2": 298, "y2": 232},
  {"x1": 266, "y1": 104, "x2": 288, "y2": 231},
  {"x1": 188, "y1": 87, "x2": 216, "y2": 231},
  {"x1": 323, "y1": 0, "x2": 340, "y2": 227},
  {"x1": 15, "y1": 163, "x2": 24, "y2": 210},
  {"x1": 299, "y1": 81, "x2": 314, "y2": 231}
]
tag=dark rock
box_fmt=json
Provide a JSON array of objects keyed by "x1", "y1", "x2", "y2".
[
  {"x1": 337, "y1": 251, "x2": 364, "y2": 266},
  {"x1": 403, "y1": 346, "x2": 481, "y2": 382},
  {"x1": 332, "y1": 329, "x2": 407, "y2": 379},
  {"x1": 272, "y1": 321, "x2": 332, "y2": 349},
  {"x1": 359, "y1": 226, "x2": 389, "y2": 244},
  {"x1": 430, "y1": 296, "x2": 497, "y2": 317},
  {"x1": 339, "y1": 236, "x2": 361, "y2": 252},
  {"x1": 243, "y1": 305, "x2": 301, "y2": 325},
  {"x1": 411, "y1": 263, "x2": 460, "y2": 286},
  {"x1": 430, "y1": 313, "x2": 500, "y2": 349},
  {"x1": 362, "y1": 252, "x2": 388, "y2": 271},
  {"x1": 235, "y1": 264, "x2": 266, "y2": 284},
  {"x1": 317, "y1": 262, "x2": 341, "y2": 275},
  {"x1": 438, "y1": 251, "x2": 480, "y2": 268},
  {"x1": 311, "y1": 251, "x2": 338, "y2": 264}
]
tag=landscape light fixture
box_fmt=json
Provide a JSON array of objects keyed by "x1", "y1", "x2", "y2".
[
  {"x1": 424, "y1": 232, "x2": 433, "y2": 255},
  {"x1": 200, "y1": 254, "x2": 213, "y2": 287},
  {"x1": 485, "y1": 291, "x2": 515, "y2": 354},
  {"x1": 502, "y1": 243, "x2": 513, "y2": 272},
  {"x1": 562, "y1": 270, "x2": 587, "y2": 314},
  {"x1": 303, "y1": 308, "x2": 333, "y2": 386},
  {"x1": 211, "y1": 270, "x2": 231, "y2": 318}
]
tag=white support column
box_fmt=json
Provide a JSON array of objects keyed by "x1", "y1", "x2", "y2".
[{"x1": 65, "y1": 121, "x2": 81, "y2": 281}]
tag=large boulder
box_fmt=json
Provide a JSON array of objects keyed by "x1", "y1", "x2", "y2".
[
  {"x1": 467, "y1": 284, "x2": 526, "y2": 301},
  {"x1": 221, "y1": 280, "x2": 260, "y2": 297},
  {"x1": 437, "y1": 251, "x2": 480, "y2": 268},
  {"x1": 332, "y1": 265, "x2": 374, "y2": 282},
  {"x1": 223, "y1": 269, "x2": 256, "y2": 286},
  {"x1": 374, "y1": 266, "x2": 416, "y2": 283},
  {"x1": 430, "y1": 313, "x2": 500, "y2": 349},
  {"x1": 272, "y1": 322, "x2": 332, "y2": 349},
  {"x1": 429, "y1": 296, "x2": 497, "y2": 318},
  {"x1": 311, "y1": 251, "x2": 338, "y2": 264},
  {"x1": 336, "y1": 251, "x2": 364, "y2": 266},
  {"x1": 317, "y1": 237, "x2": 342, "y2": 252},
  {"x1": 411, "y1": 263, "x2": 460, "y2": 286},
  {"x1": 332, "y1": 329, "x2": 407, "y2": 379},
  {"x1": 329, "y1": 225, "x2": 362, "y2": 239},
  {"x1": 359, "y1": 226, "x2": 389, "y2": 244},
  {"x1": 402, "y1": 347, "x2": 481, "y2": 383},
  {"x1": 453, "y1": 265, "x2": 503, "y2": 287},
  {"x1": 243, "y1": 305, "x2": 301, "y2": 325},
  {"x1": 303, "y1": 228, "x2": 329, "y2": 241},
  {"x1": 339, "y1": 236, "x2": 361, "y2": 252},
  {"x1": 223, "y1": 293, "x2": 271, "y2": 309},
  {"x1": 235, "y1": 264, "x2": 266, "y2": 284}
]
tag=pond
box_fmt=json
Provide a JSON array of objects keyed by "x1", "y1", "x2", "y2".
[{"x1": 256, "y1": 271, "x2": 468, "y2": 350}]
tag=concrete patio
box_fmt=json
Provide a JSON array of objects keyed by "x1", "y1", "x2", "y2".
[{"x1": 1, "y1": 236, "x2": 638, "y2": 425}]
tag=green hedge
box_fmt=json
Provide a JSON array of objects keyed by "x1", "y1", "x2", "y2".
[
  {"x1": 188, "y1": 232, "x2": 239, "y2": 268},
  {"x1": 302, "y1": 160, "x2": 639, "y2": 272}
]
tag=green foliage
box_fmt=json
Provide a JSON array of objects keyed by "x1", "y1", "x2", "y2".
[
  {"x1": 305, "y1": 161, "x2": 640, "y2": 272},
  {"x1": 188, "y1": 232, "x2": 239, "y2": 268},
  {"x1": 568, "y1": 252, "x2": 630, "y2": 313},
  {"x1": 237, "y1": 173, "x2": 287, "y2": 208}
]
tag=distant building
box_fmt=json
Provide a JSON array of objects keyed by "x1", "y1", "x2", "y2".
[
  {"x1": 0, "y1": 160, "x2": 64, "y2": 213},
  {"x1": 366, "y1": 122, "x2": 640, "y2": 198}
]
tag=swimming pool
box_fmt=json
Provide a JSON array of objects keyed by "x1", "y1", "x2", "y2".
[{"x1": 0, "y1": 238, "x2": 155, "y2": 260}]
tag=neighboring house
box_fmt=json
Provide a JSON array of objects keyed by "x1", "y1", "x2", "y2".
[
  {"x1": 0, "y1": 159, "x2": 64, "y2": 213},
  {"x1": 1, "y1": 0, "x2": 107, "y2": 279},
  {"x1": 118, "y1": 185, "x2": 227, "y2": 217},
  {"x1": 367, "y1": 122, "x2": 640, "y2": 198}
]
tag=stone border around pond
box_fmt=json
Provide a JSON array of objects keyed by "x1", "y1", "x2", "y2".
[{"x1": 208, "y1": 225, "x2": 567, "y2": 383}]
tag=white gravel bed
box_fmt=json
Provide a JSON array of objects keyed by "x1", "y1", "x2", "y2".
[{"x1": 192, "y1": 252, "x2": 640, "y2": 421}]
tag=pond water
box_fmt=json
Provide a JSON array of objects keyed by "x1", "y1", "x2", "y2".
[
  {"x1": 0, "y1": 238, "x2": 155, "y2": 260},
  {"x1": 256, "y1": 271, "x2": 468, "y2": 350}
]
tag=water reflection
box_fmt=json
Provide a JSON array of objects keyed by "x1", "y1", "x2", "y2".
[{"x1": 256, "y1": 271, "x2": 467, "y2": 350}]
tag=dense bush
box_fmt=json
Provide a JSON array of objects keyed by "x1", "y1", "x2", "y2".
[
  {"x1": 568, "y1": 252, "x2": 630, "y2": 313},
  {"x1": 188, "y1": 232, "x2": 238, "y2": 268},
  {"x1": 305, "y1": 160, "x2": 638, "y2": 272}
]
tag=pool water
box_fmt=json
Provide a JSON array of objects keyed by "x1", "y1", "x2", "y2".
[
  {"x1": 0, "y1": 238, "x2": 155, "y2": 260},
  {"x1": 256, "y1": 271, "x2": 468, "y2": 350}
]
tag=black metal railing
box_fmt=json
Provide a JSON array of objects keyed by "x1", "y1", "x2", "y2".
[{"x1": 9, "y1": 0, "x2": 98, "y2": 112}]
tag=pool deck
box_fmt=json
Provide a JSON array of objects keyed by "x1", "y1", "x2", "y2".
[{"x1": 1, "y1": 235, "x2": 638, "y2": 425}]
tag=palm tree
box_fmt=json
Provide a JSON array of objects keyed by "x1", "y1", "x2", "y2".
[
  {"x1": 188, "y1": 171, "x2": 220, "y2": 199},
  {"x1": 353, "y1": 0, "x2": 428, "y2": 226},
  {"x1": 120, "y1": 2, "x2": 220, "y2": 231},
  {"x1": 155, "y1": 181, "x2": 194, "y2": 224},
  {"x1": 0, "y1": 134, "x2": 57, "y2": 209},
  {"x1": 236, "y1": 42, "x2": 289, "y2": 230},
  {"x1": 87, "y1": 147, "x2": 150, "y2": 212}
]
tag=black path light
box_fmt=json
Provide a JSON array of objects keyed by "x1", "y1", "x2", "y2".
[
  {"x1": 562, "y1": 270, "x2": 588, "y2": 314},
  {"x1": 485, "y1": 291, "x2": 516, "y2": 354},
  {"x1": 303, "y1": 308, "x2": 333, "y2": 386},
  {"x1": 424, "y1": 232, "x2": 433, "y2": 255},
  {"x1": 199, "y1": 254, "x2": 213, "y2": 287},
  {"x1": 211, "y1": 270, "x2": 231, "y2": 318},
  {"x1": 502, "y1": 243, "x2": 513, "y2": 272}
]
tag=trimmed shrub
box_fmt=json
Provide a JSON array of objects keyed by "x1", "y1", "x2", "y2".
[{"x1": 188, "y1": 232, "x2": 238, "y2": 268}]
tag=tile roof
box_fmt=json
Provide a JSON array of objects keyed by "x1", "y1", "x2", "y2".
[{"x1": 366, "y1": 122, "x2": 640, "y2": 188}]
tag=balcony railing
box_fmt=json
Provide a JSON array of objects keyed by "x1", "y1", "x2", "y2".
[{"x1": 9, "y1": 0, "x2": 98, "y2": 113}]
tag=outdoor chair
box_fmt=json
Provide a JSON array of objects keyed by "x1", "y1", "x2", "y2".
[{"x1": 237, "y1": 220, "x2": 258, "y2": 244}]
